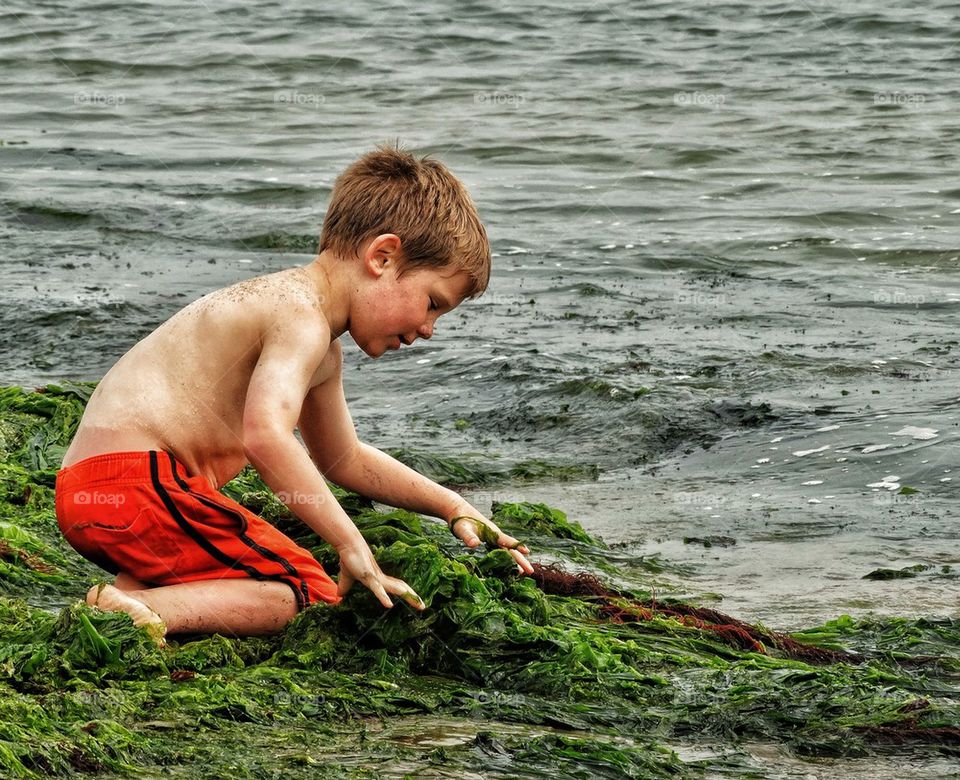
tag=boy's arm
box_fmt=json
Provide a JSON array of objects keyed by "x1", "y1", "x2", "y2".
[
  {"x1": 243, "y1": 322, "x2": 424, "y2": 609},
  {"x1": 298, "y1": 348, "x2": 533, "y2": 574}
]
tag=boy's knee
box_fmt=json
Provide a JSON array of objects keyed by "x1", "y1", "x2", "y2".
[
  {"x1": 264, "y1": 583, "x2": 299, "y2": 630},
  {"x1": 280, "y1": 598, "x2": 299, "y2": 624}
]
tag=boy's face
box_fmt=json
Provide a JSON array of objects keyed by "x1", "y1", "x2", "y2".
[{"x1": 350, "y1": 263, "x2": 471, "y2": 358}]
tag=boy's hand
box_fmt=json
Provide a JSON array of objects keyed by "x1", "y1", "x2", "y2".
[
  {"x1": 336, "y1": 540, "x2": 426, "y2": 611},
  {"x1": 449, "y1": 512, "x2": 534, "y2": 575}
]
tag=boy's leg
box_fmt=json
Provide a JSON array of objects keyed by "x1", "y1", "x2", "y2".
[
  {"x1": 114, "y1": 572, "x2": 148, "y2": 591},
  {"x1": 88, "y1": 579, "x2": 297, "y2": 637},
  {"x1": 61, "y1": 452, "x2": 333, "y2": 639}
]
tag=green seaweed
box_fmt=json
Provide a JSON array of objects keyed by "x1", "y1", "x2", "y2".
[
  {"x1": 490, "y1": 500, "x2": 596, "y2": 545},
  {"x1": 388, "y1": 447, "x2": 600, "y2": 487},
  {"x1": 0, "y1": 385, "x2": 957, "y2": 778}
]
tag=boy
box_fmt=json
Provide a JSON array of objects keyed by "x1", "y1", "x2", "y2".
[{"x1": 55, "y1": 145, "x2": 532, "y2": 642}]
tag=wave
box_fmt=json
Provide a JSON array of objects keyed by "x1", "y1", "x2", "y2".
[
  {"x1": 784, "y1": 210, "x2": 899, "y2": 227},
  {"x1": 176, "y1": 184, "x2": 322, "y2": 207},
  {"x1": 232, "y1": 233, "x2": 318, "y2": 253},
  {"x1": 670, "y1": 147, "x2": 741, "y2": 166},
  {"x1": 8, "y1": 205, "x2": 97, "y2": 230}
]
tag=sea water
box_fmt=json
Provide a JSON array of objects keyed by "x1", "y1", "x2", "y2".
[{"x1": 1, "y1": 0, "x2": 957, "y2": 647}]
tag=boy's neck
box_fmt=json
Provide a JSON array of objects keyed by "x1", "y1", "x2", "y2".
[{"x1": 305, "y1": 250, "x2": 356, "y2": 341}]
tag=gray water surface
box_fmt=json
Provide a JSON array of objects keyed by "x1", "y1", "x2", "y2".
[{"x1": 2, "y1": 0, "x2": 958, "y2": 632}]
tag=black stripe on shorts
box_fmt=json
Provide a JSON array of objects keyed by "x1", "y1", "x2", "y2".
[
  {"x1": 148, "y1": 451, "x2": 307, "y2": 611},
  {"x1": 165, "y1": 453, "x2": 311, "y2": 610}
]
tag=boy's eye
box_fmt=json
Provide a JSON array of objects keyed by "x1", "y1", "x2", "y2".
[{"x1": 429, "y1": 299, "x2": 438, "y2": 311}]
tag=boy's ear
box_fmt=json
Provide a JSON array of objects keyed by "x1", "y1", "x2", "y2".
[{"x1": 363, "y1": 234, "x2": 402, "y2": 278}]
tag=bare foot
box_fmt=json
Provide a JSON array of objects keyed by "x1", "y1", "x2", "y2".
[{"x1": 87, "y1": 583, "x2": 167, "y2": 647}]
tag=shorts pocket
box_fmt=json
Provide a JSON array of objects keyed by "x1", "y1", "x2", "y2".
[
  {"x1": 56, "y1": 484, "x2": 141, "y2": 534},
  {"x1": 62, "y1": 504, "x2": 185, "y2": 581}
]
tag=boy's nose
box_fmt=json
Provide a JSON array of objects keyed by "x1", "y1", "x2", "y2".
[{"x1": 417, "y1": 322, "x2": 433, "y2": 339}]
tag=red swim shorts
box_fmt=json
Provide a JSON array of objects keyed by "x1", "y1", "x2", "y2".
[{"x1": 55, "y1": 450, "x2": 340, "y2": 611}]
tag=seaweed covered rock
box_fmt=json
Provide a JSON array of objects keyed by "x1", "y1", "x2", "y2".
[{"x1": 0, "y1": 385, "x2": 958, "y2": 778}]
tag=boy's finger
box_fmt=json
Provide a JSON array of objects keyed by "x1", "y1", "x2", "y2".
[
  {"x1": 371, "y1": 582, "x2": 394, "y2": 610},
  {"x1": 399, "y1": 588, "x2": 426, "y2": 610},
  {"x1": 499, "y1": 533, "x2": 529, "y2": 555},
  {"x1": 337, "y1": 569, "x2": 356, "y2": 597},
  {"x1": 510, "y1": 548, "x2": 535, "y2": 575},
  {"x1": 452, "y1": 518, "x2": 480, "y2": 545},
  {"x1": 385, "y1": 577, "x2": 426, "y2": 610},
  {"x1": 451, "y1": 517, "x2": 473, "y2": 533}
]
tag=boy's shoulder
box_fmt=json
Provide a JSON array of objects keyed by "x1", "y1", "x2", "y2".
[
  {"x1": 211, "y1": 267, "x2": 322, "y2": 312},
  {"x1": 157, "y1": 266, "x2": 335, "y2": 381},
  {"x1": 199, "y1": 268, "x2": 328, "y2": 336},
  {"x1": 215, "y1": 268, "x2": 339, "y2": 383}
]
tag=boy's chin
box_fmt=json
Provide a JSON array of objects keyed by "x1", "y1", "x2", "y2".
[{"x1": 350, "y1": 331, "x2": 389, "y2": 358}]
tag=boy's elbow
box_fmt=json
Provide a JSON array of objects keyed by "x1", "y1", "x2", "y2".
[
  {"x1": 242, "y1": 425, "x2": 290, "y2": 465},
  {"x1": 318, "y1": 441, "x2": 363, "y2": 485}
]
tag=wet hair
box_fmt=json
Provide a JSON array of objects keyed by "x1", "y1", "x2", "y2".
[{"x1": 319, "y1": 144, "x2": 491, "y2": 298}]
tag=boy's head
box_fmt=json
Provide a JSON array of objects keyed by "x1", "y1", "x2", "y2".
[{"x1": 319, "y1": 145, "x2": 490, "y2": 299}]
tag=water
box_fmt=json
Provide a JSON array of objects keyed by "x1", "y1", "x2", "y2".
[{"x1": 2, "y1": 0, "x2": 958, "y2": 675}]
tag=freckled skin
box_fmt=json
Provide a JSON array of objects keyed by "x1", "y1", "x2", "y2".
[{"x1": 62, "y1": 267, "x2": 336, "y2": 489}]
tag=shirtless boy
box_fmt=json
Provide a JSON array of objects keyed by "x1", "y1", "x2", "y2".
[{"x1": 55, "y1": 146, "x2": 532, "y2": 642}]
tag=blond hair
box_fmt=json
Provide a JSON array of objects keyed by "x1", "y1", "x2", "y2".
[{"x1": 319, "y1": 144, "x2": 491, "y2": 298}]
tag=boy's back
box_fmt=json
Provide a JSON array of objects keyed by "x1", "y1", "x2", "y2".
[{"x1": 62, "y1": 266, "x2": 333, "y2": 491}]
